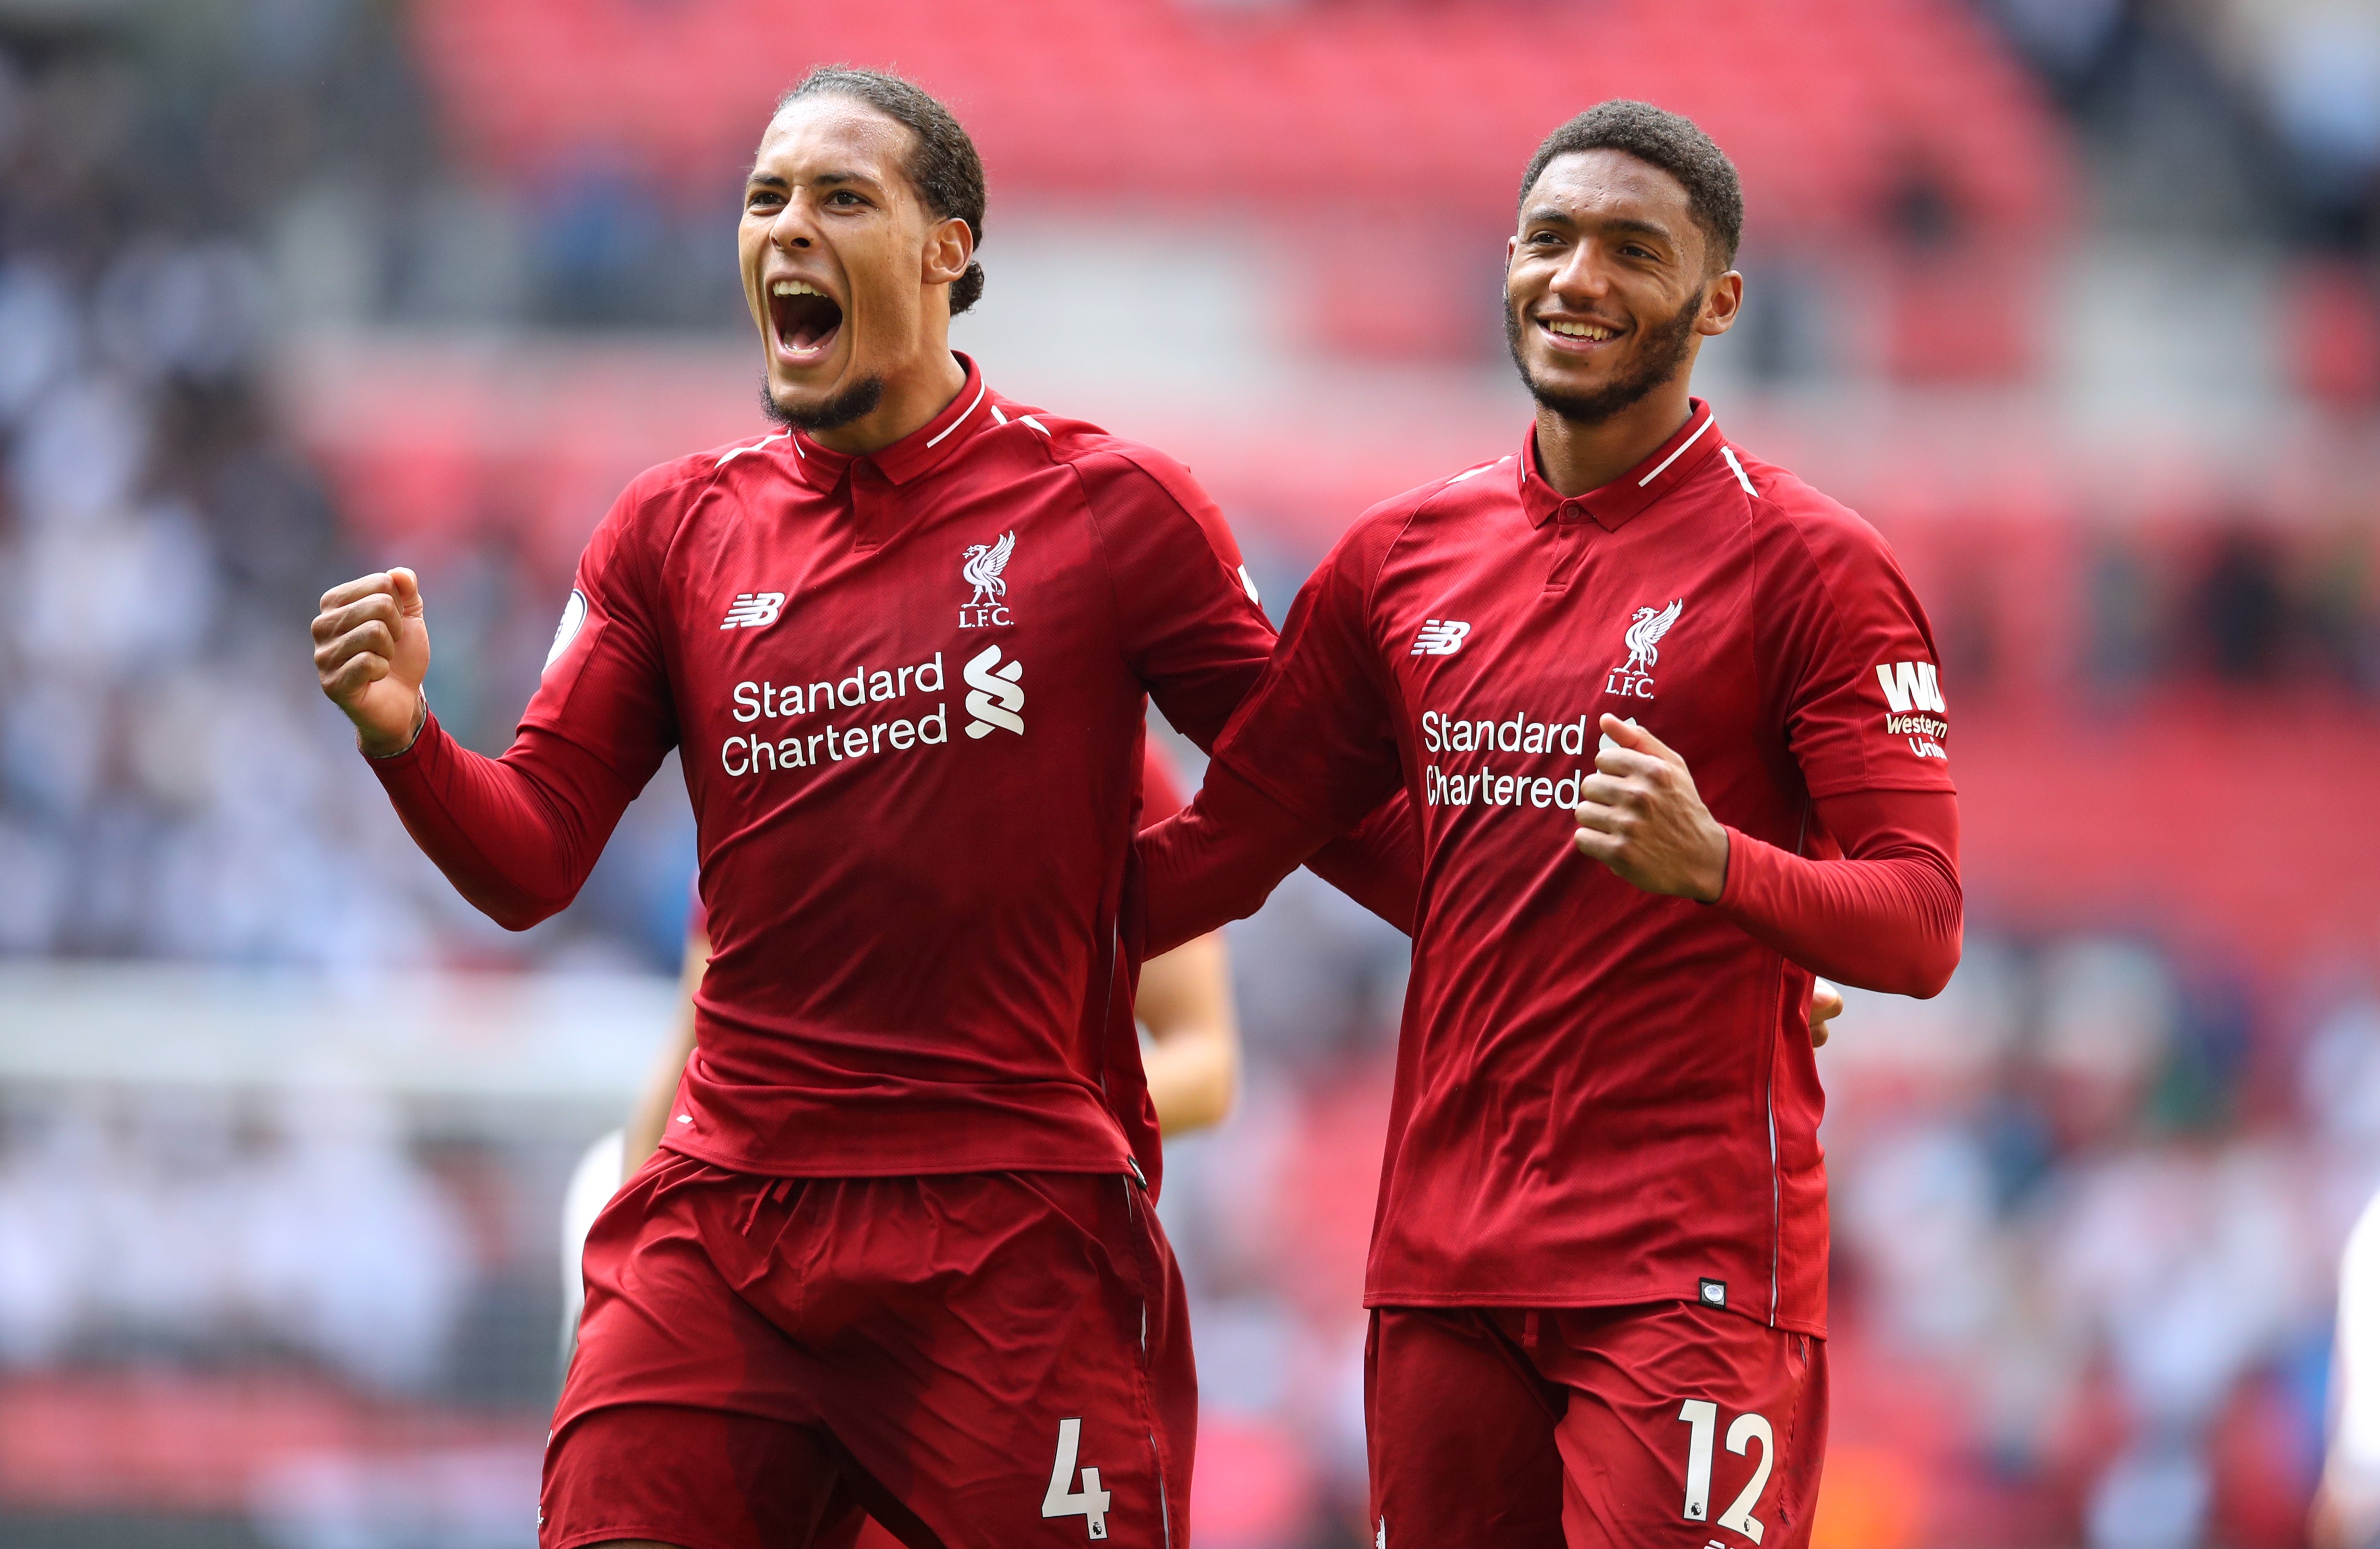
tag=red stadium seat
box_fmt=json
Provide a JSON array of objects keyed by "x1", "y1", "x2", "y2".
[{"x1": 406, "y1": 0, "x2": 2070, "y2": 243}]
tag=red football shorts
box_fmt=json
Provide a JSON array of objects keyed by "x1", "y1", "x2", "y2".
[
  {"x1": 1366, "y1": 1301, "x2": 1826, "y2": 1549},
  {"x1": 544, "y1": 1154, "x2": 1194, "y2": 1549}
]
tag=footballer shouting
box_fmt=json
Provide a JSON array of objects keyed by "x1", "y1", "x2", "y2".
[
  {"x1": 1137, "y1": 102, "x2": 1961, "y2": 1548},
  {"x1": 310, "y1": 68, "x2": 1406, "y2": 1549}
]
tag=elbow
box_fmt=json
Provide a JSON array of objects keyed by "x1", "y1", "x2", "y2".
[
  {"x1": 1895, "y1": 923, "x2": 1964, "y2": 1000},
  {"x1": 490, "y1": 903, "x2": 560, "y2": 933},
  {"x1": 1900, "y1": 951, "x2": 1959, "y2": 1000},
  {"x1": 1888, "y1": 872, "x2": 1964, "y2": 998},
  {"x1": 470, "y1": 885, "x2": 574, "y2": 933}
]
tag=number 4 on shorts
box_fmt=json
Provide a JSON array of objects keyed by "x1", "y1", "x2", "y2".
[
  {"x1": 1042, "y1": 1417, "x2": 1112, "y2": 1540},
  {"x1": 1677, "y1": 1399, "x2": 1775, "y2": 1543}
]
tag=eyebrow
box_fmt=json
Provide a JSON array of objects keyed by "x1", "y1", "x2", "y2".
[
  {"x1": 743, "y1": 168, "x2": 887, "y2": 193},
  {"x1": 1523, "y1": 208, "x2": 1674, "y2": 244}
]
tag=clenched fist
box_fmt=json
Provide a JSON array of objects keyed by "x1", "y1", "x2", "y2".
[
  {"x1": 312, "y1": 568, "x2": 431, "y2": 757},
  {"x1": 1570, "y1": 713, "x2": 1730, "y2": 902}
]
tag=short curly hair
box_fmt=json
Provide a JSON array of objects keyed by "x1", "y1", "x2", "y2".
[
  {"x1": 779, "y1": 66, "x2": 987, "y2": 315},
  {"x1": 1519, "y1": 101, "x2": 1743, "y2": 272}
]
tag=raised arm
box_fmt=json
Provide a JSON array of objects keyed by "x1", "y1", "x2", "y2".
[{"x1": 311, "y1": 484, "x2": 678, "y2": 930}]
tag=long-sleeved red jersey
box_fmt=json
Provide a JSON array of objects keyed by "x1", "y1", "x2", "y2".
[
  {"x1": 1140, "y1": 405, "x2": 1960, "y2": 1334},
  {"x1": 369, "y1": 357, "x2": 1312, "y2": 1188}
]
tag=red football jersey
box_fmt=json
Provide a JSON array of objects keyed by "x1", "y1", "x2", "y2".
[
  {"x1": 1199, "y1": 404, "x2": 1956, "y2": 1335},
  {"x1": 685, "y1": 738, "x2": 1194, "y2": 942},
  {"x1": 384, "y1": 356, "x2": 1276, "y2": 1185}
]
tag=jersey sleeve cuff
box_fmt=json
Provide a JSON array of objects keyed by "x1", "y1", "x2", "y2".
[
  {"x1": 362, "y1": 704, "x2": 442, "y2": 771},
  {"x1": 1711, "y1": 825, "x2": 1764, "y2": 917}
]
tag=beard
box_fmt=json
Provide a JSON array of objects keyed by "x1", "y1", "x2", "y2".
[
  {"x1": 760, "y1": 372, "x2": 886, "y2": 433},
  {"x1": 1505, "y1": 284, "x2": 1704, "y2": 425}
]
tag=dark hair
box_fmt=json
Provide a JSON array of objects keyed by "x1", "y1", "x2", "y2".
[
  {"x1": 779, "y1": 66, "x2": 987, "y2": 314},
  {"x1": 1519, "y1": 100, "x2": 1742, "y2": 272}
]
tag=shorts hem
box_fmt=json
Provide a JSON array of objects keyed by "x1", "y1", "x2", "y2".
[
  {"x1": 656, "y1": 1136, "x2": 1137, "y2": 1179},
  {"x1": 546, "y1": 1523, "x2": 750, "y2": 1549},
  {"x1": 1363, "y1": 1291, "x2": 1827, "y2": 1339}
]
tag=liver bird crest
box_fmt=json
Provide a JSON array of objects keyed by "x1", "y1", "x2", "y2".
[
  {"x1": 1620, "y1": 598, "x2": 1684, "y2": 675},
  {"x1": 961, "y1": 531, "x2": 1016, "y2": 608}
]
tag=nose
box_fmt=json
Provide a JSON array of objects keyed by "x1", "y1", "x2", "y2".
[
  {"x1": 769, "y1": 197, "x2": 816, "y2": 252},
  {"x1": 1548, "y1": 242, "x2": 1612, "y2": 306}
]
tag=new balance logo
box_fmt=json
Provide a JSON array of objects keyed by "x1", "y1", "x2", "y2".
[
  {"x1": 1412, "y1": 619, "x2": 1471, "y2": 656},
  {"x1": 722, "y1": 592, "x2": 786, "y2": 630},
  {"x1": 1875, "y1": 660, "x2": 1946, "y2": 714},
  {"x1": 963, "y1": 644, "x2": 1025, "y2": 738}
]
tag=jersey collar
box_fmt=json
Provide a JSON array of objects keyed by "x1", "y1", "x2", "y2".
[
  {"x1": 1517, "y1": 398, "x2": 1724, "y2": 531},
  {"x1": 790, "y1": 353, "x2": 994, "y2": 489}
]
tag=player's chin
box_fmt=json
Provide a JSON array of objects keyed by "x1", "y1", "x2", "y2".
[
  {"x1": 1525, "y1": 344, "x2": 1623, "y2": 400},
  {"x1": 765, "y1": 358, "x2": 857, "y2": 422}
]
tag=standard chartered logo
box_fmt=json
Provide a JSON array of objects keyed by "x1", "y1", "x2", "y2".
[
  {"x1": 963, "y1": 644, "x2": 1025, "y2": 739},
  {"x1": 712, "y1": 643, "x2": 1029, "y2": 779},
  {"x1": 1418, "y1": 705, "x2": 1598, "y2": 811}
]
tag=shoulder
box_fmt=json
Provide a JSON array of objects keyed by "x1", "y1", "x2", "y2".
[
  {"x1": 1030, "y1": 413, "x2": 1216, "y2": 517},
  {"x1": 1727, "y1": 445, "x2": 1933, "y2": 644},
  {"x1": 1009, "y1": 408, "x2": 1247, "y2": 567},
  {"x1": 1728, "y1": 446, "x2": 1907, "y2": 583},
  {"x1": 576, "y1": 434, "x2": 793, "y2": 593},
  {"x1": 1329, "y1": 451, "x2": 1520, "y2": 577},
  {"x1": 609, "y1": 433, "x2": 788, "y2": 528}
]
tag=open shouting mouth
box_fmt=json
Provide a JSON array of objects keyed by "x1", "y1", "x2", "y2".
[{"x1": 769, "y1": 278, "x2": 844, "y2": 365}]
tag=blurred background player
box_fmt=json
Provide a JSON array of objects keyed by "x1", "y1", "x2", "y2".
[
  {"x1": 2316, "y1": 1182, "x2": 2380, "y2": 1549},
  {"x1": 1139, "y1": 102, "x2": 1958, "y2": 1548},
  {"x1": 311, "y1": 66, "x2": 1405, "y2": 1549}
]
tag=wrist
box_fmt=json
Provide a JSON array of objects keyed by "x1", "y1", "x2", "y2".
[
  {"x1": 359, "y1": 693, "x2": 428, "y2": 759},
  {"x1": 1690, "y1": 823, "x2": 1731, "y2": 904}
]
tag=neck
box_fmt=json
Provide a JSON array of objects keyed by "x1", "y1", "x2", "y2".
[
  {"x1": 808, "y1": 346, "x2": 969, "y2": 456},
  {"x1": 1531, "y1": 375, "x2": 1699, "y2": 498}
]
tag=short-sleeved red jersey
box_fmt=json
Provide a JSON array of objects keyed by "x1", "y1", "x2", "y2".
[
  {"x1": 385, "y1": 356, "x2": 1276, "y2": 1186},
  {"x1": 1200, "y1": 404, "x2": 1954, "y2": 1335}
]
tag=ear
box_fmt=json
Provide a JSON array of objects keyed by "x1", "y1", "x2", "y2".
[
  {"x1": 923, "y1": 214, "x2": 973, "y2": 289},
  {"x1": 1697, "y1": 270, "x2": 1744, "y2": 337}
]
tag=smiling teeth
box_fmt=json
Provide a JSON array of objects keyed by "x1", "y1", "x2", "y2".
[
  {"x1": 771, "y1": 280, "x2": 825, "y2": 298},
  {"x1": 1548, "y1": 321, "x2": 1616, "y2": 340}
]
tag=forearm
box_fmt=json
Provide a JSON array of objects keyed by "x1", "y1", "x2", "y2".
[
  {"x1": 1303, "y1": 791, "x2": 1420, "y2": 935},
  {"x1": 1135, "y1": 934, "x2": 1239, "y2": 1137},
  {"x1": 1139, "y1": 762, "x2": 1333, "y2": 956},
  {"x1": 1710, "y1": 789, "x2": 1962, "y2": 997},
  {"x1": 368, "y1": 713, "x2": 635, "y2": 930}
]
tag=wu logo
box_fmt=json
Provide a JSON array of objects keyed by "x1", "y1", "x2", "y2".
[
  {"x1": 963, "y1": 644, "x2": 1025, "y2": 739},
  {"x1": 1875, "y1": 660, "x2": 1949, "y2": 761},
  {"x1": 960, "y1": 531, "x2": 1016, "y2": 627},
  {"x1": 1412, "y1": 619, "x2": 1471, "y2": 656},
  {"x1": 1874, "y1": 660, "x2": 1946, "y2": 714},
  {"x1": 1606, "y1": 599, "x2": 1682, "y2": 699},
  {"x1": 721, "y1": 591, "x2": 785, "y2": 630}
]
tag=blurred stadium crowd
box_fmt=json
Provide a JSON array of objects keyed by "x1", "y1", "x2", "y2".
[{"x1": 0, "y1": 1, "x2": 2377, "y2": 1546}]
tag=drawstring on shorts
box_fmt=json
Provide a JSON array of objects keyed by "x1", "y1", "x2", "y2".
[{"x1": 739, "y1": 1177, "x2": 792, "y2": 1237}]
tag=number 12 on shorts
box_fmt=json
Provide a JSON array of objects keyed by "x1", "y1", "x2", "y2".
[
  {"x1": 1676, "y1": 1399, "x2": 1775, "y2": 1543},
  {"x1": 1043, "y1": 1417, "x2": 1112, "y2": 1540}
]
